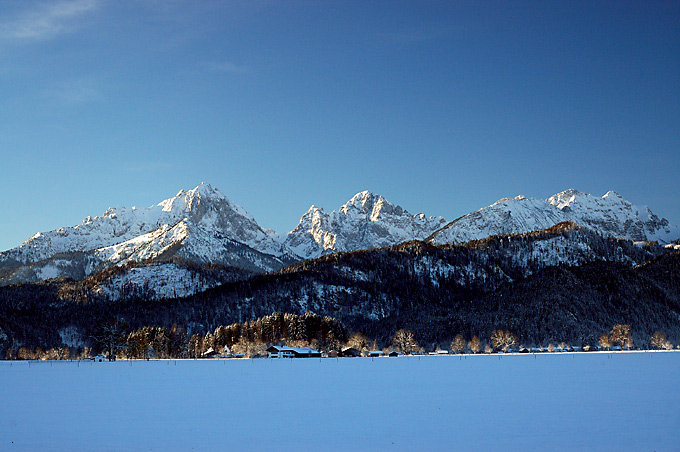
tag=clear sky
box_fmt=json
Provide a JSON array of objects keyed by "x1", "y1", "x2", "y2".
[{"x1": 1, "y1": 0, "x2": 678, "y2": 251}]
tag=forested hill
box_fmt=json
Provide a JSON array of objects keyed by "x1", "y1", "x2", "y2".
[{"x1": 0, "y1": 223, "x2": 678, "y2": 355}]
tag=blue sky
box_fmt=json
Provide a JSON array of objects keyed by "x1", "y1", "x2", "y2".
[{"x1": 1, "y1": 0, "x2": 678, "y2": 251}]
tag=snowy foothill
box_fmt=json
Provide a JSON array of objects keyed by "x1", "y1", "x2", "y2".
[{"x1": 1, "y1": 352, "x2": 679, "y2": 451}]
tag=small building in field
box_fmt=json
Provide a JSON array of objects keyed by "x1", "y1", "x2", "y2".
[
  {"x1": 83, "y1": 355, "x2": 106, "y2": 362},
  {"x1": 267, "y1": 346, "x2": 321, "y2": 359},
  {"x1": 367, "y1": 350, "x2": 382, "y2": 357},
  {"x1": 340, "y1": 347, "x2": 361, "y2": 357},
  {"x1": 388, "y1": 351, "x2": 400, "y2": 357},
  {"x1": 202, "y1": 347, "x2": 220, "y2": 359}
]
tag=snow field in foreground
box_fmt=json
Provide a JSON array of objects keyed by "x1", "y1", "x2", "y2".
[{"x1": 1, "y1": 352, "x2": 678, "y2": 451}]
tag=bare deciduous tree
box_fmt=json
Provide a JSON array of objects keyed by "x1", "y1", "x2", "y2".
[
  {"x1": 650, "y1": 331, "x2": 672, "y2": 350},
  {"x1": 392, "y1": 329, "x2": 419, "y2": 354},
  {"x1": 599, "y1": 333, "x2": 612, "y2": 350},
  {"x1": 490, "y1": 329, "x2": 517, "y2": 352},
  {"x1": 17, "y1": 346, "x2": 32, "y2": 360},
  {"x1": 468, "y1": 335, "x2": 481, "y2": 354},
  {"x1": 231, "y1": 338, "x2": 267, "y2": 358},
  {"x1": 610, "y1": 324, "x2": 633, "y2": 350},
  {"x1": 347, "y1": 332, "x2": 369, "y2": 351},
  {"x1": 451, "y1": 334, "x2": 466, "y2": 354}
]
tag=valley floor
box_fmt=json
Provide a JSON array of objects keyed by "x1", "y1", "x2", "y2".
[{"x1": 1, "y1": 351, "x2": 678, "y2": 451}]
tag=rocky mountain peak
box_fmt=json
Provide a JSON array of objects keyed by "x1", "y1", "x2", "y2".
[
  {"x1": 430, "y1": 189, "x2": 678, "y2": 246},
  {"x1": 2, "y1": 184, "x2": 678, "y2": 289},
  {"x1": 602, "y1": 190, "x2": 624, "y2": 200},
  {"x1": 284, "y1": 191, "x2": 445, "y2": 260},
  {"x1": 0, "y1": 183, "x2": 297, "y2": 283},
  {"x1": 547, "y1": 188, "x2": 589, "y2": 210},
  {"x1": 340, "y1": 191, "x2": 410, "y2": 222}
]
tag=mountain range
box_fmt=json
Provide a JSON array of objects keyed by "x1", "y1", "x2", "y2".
[
  {"x1": 1, "y1": 183, "x2": 678, "y2": 294},
  {"x1": 1, "y1": 183, "x2": 679, "y2": 354}
]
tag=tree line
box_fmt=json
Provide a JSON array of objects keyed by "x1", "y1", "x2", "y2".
[
  {"x1": 6, "y1": 315, "x2": 677, "y2": 361},
  {"x1": 1, "y1": 233, "x2": 678, "y2": 358}
]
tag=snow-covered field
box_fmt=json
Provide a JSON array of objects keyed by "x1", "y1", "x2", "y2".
[{"x1": 1, "y1": 352, "x2": 678, "y2": 451}]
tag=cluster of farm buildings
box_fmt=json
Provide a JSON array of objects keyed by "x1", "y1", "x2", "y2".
[{"x1": 200, "y1": 345, "x2": 403, "y2": 359}]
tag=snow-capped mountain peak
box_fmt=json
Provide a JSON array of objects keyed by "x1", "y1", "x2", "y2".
[
  {"x1": 155, "y1": 182, "x2": 253, "y2": 223},
  {"x1": 546, "y1": 188, "x2": 588, "y2": 210},
  {"x1": 602, "y1": 190, "x2": 623, "y2": 200},
  {"x1": 1, "y1": 184, "x2": 678, "y2": 290},
  {"x1": 284, "y1": 191, "x2": 447, "y2": 260},
  {"x1": 428, "y1": 195, "x2": 565, "y2": 245},
  {"x1": 0, "y1": 183, "x2": 298, "y2": 281},
  {"x1": 430, "y1": 189, "x2": 679, "y2": 246},
  {"x1": 339, "y1": 190, "x2": 417, "y2": 223}
]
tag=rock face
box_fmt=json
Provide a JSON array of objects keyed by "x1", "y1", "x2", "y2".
[
  {"x1": 428, "y1": 189, "x2": 679, "y2": 246},
  {"x1": 284, "y1": 190, "x2": 447, "y2": 260},
  {"x1": 0, "y1": 183, "x2": 298, "y2": 285}
]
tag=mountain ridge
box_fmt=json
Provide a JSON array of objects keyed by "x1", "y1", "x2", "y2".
[
  {"x1": 0, "y1": 183, "x2": 299, "y2": 285},
  {"x1": 1, "y1": 183, "x2": 678, "y2": 290},
  {"x1": 284, "y1": 190, "x2": 447, "y2": 260},
  {"x1": 428, "y1": 188, "x2": 679, "y2": 246}
]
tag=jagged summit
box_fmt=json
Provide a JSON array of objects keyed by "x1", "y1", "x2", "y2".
[
  {"x1": 0, "y1": 183, "x2": 298, "y2": 285},
  {"x1": 1, "y1": 184, "x2": 678, "y2": 289},
  {"x1": 7, "y1": 183, "x2": 259, "y2": 259},
  {"x1": 156, "y1": 182, "x2": 254, "y2": 223},
  {"x1": 603, "y1": 190, "x2": 624, "y2": 199},
  {"x1": 284, "y1": 190, "x2": 446, "y2": 260},
  {"x1": 429, "y1": 189, "x2": 679, "y2": 245},
  {"x1": 494, "y1": 195, "x2": 527, "y2": 204},
  {"x1": 546, "y1": 188, "x2": 588, "y2": 210},
  {"x1": 339, "y1": 190, "x2": 410, "y2": 221}
]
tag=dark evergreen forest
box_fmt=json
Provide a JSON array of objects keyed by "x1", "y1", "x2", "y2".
[{"x1": 1, "y1": 223, "x2": 678, "y2": 358}]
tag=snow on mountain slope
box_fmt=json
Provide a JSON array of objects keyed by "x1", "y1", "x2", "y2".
[
  {"x1": 0, "y1": 183, "x2": 293, "y2": 266},
  {"x1": 428, "y1": 196, "x2": 564, "y2": 245},
  {"x1": 547, "y1": 189, "x2": 680, "y2": 243},
  {"x1": 0, "y1": 183, "x2": 298, "y2": 285},
  {"x1": 90, "y1": 263, "x2": 222, "y2": 300},
  {"x1": 284, "y1": 191, "x2": 447, "y2": 260},
  {"x1": 1, "y1": 184, "x2": 676, "y2": 290},
  {"x1": 95, "y1": 219, "x2": 288, "y2": 273},
  {"x1": 466, "y1": 223, "x2": 665, "y2": 277},
  {"x1": 430, "y1": 190, "x2": 679, "y2": 245},
  {"x1": 0, "y1": 252, "x2": 102, "y2": 286}
]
